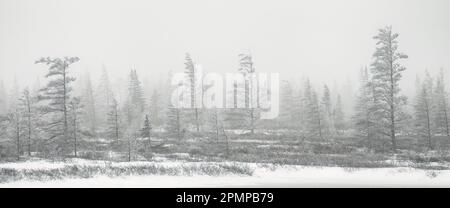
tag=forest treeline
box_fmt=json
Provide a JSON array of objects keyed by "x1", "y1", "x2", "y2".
[{"x1": 0, "y1": 26, "x2": 449, "y2": 161}]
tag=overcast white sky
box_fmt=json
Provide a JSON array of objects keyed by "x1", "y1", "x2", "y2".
[{"x1": 1, "y1": 0, "x2": 449, "y2": 97}]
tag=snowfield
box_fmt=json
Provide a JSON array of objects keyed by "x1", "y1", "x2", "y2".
[{"x1": 1, "y1": 159, "x2": 450, "y2": 187}]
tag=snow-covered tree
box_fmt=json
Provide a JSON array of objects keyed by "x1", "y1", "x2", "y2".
[
  {"x1": 80, "y1": 73, "x2": 97, "y2": 138},
  {"x1": 333, "y1": 94, "x2": 346, "y2": 135},
  {"x1": 223, "y1": 80, "x2": 249, "y2": 130},
  {"x1": 0, "y1": 80, "x2": 7, "y2": 115},
  {"x1": 291, "y1": 89, "x2": 305, "y2": 130},
  {"x1": 0, "y1": 115, "x2": 8, "y2": 152},
  {"x1": 96, "y1": 66, "x2": 114, "y2": 131},
  {"x1": 8, "y1": 78, "x2": 20, "y2": 112},
  {"x1": 278, "y1": 81, "x2": 295, "y2": 127},
  {"x1": 141, "y1": 114, "x2": 152, "y2": 156},
  {"x1": 433, "y1": 69, "x2": 450, "y2": 139},
  {"x1": 123, "y1": 97, "x2": 139, "y2": 162},
  {"x1": 166, "y1": 78, "x2": 183, "y2": 140},
  {"x1": 353, "y1": 68, "x2": 377, "y2": 143},
  {"x1": 5, "y1": 79, "x2": 22, "y2": 159},
  {"x1": 311, "y1": 90, "x2": 323, "y2": 138},
  {"x1": 184, "y1": 53, "x2": 201, "y2": 132},
  {"x1": 149, "y1": 89, "x2": 163, "y2": 127},
  {"x1": 414, "y1": 72, "x2": 434, "y2": 149},
  {"x1": 321, "y1": 85, "x2": 333, "y2": 135},
  {"x1": 106, "y1": 98, "x2": 121, "y2": 146},
  {"x1": 303, "y1": 79, "x2": 322, "y2": 138},
  {"x1": 68, "y1": 97, "x2": 82, "y2": 157},
  {"x1": 18, "y1": 88, "x2": 37, "y2": 156},
  {"x1": 370, "y1": 26, "x2": 408, "y2": 152},
  {"x1": 238, "y1": 52, "x2": 259, "y2": 134},
  {"x1": 166, "y1": 105, "x2": 182, "y2": 140},
  {"x1": 210, "y1": 108, "x2": 221, "y2": 142},
  {"x1": 35, "y1": 57, "x2": 80, "y2": 156},
  {"x1": 127, "y1": 70, "x2": 146, "y2": 121}
]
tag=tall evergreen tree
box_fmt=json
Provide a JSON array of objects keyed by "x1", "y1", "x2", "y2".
[
  {"x1": 210, "y1": 108, "x2": 221, "y2": 142},
  {"x1": 80, "y1": 73, "x2": 97, "y2": 138},
  {"x1": 150, "y1": 89, "x2": 163, "y2": 127},
  {"x1": 166, "y1": 77, "x2": 183, "y2": 140},
  {"x1": 35, "y1": 57, "x2": 80, "y2": 156},
  {"x1": 106, "y1": 98, "x2": 121, "y2": 146},
  {"x1": 291, "y1": 89, "x2": 305, "y2": 131},
  {"x1": 0, "y1": 115, "x2": 8, "y2": 152},
  {"x1": 321, "y1": 85, "x2": 333, "y2": 135},
  {"x1": 353, "y1": 67, "x2": 376, "y2": 143},
  {"x1": 10, "y1": 107, "x2": 22, "y2": 160},
  {"x1": 6, "y1": 79, "x2": 22, "y2": 160},
  {"x1": 303, "y1": 79, "x2": 322, "y2": 138},
  {"x1": 238, "y1": 52, "x2": 258, "y2": 134},
  {"x1": 333, "y1": 94, "x2": 346, "y2": 135},
  {"x1": 18, "y1": 88, "x2": 36, "y2": 156},
  {"x1": 141, "y1": 114, "x2": 152, "y2": 156},
  {"x1": 166, "y1": 105, "x2": 182, "y2": 140},
  {"x1": 0, "y1": 80, "x2": 7, "y2": 115},
  {"x1": 127, "y1": 70, "x2": 146, "y2": 119},
  {"x1": 433, "y1": 69, "x2": 450, "y2": 139},
  {"x1": 370, "y1": 26, "x2": 408, "y2": 152},
  {"x1": 123, "y1": 99, "x2": 135, "y2": 162},
  {"x1": 311, "y1": 90, "x2": 323, "y2": 138},
  {"x1": 279, "y1": 81, "x2": 295, "y2": 127},
  {"x1": 184, "y1": 53, "x2": 201, "y2": 132},
  {"x1": 223, "y1": 81, "x2": 247, "y2": 129},
  {"x1": 8, "y1": 78, "x2": 20, "y2": 112},
  {"x1": 414, "y1": 72, "x2": 434, "y2": 149},
  {"x1": 68, "y1": 97, "x2": 82, "y2": 157},
  {"x1": 96, "y1": 66, "x2": 114, "y2": 130}
]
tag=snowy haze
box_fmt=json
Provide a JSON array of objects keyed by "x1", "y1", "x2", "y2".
[{"x1": 1, "y1": 0, "x2": 450, "y2": 98}]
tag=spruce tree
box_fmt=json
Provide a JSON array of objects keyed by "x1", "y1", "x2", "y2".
[
  {"x1": 35, "y1": 57, "x2": 80, "y2": 156},
  {"x1": 414, "y1": 72, "x2": 434, "y2": 149},
  {"x1": 353, "y1": 67, "x2": 376, "y2": 144},
  {"x1": 141, "y1": 114, "x2": 152, "y2": 155},
  {"x1": 370, "y1": 26, "x2": 408, "y2": 152},
  {"x1": 184, "y1": 53, "x2": 201, "y2": 132},
  {"x1": 279, "y1": 81, "x2": 295, "y2": 127},
  {"x1": 0, "y1": 80, "x2": 7, "y2": 115},
  {"x1": 321, "y1": 85, "x2": 333, "y2": 135},
  {"x1": 106, "y1": 98, "x2": 121, "y2": 146},
  {"x1": 238, "y1": 52, "x2": 258, "y2": 134},
  {"x1": 333, "y1": 94, "x2": 346, "y2": 135},
  {"x1": 433, "y1": 69, "x2": 450, "y2": 139}
]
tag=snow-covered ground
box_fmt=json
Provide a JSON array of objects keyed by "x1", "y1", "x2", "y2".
[{"x1": 1, "y1": 159, "x2": 450, "y2": 187}]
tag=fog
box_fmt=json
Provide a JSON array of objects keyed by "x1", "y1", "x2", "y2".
[{"x1": 1, "y1": 0, "x2": 449, "y2": 98}]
